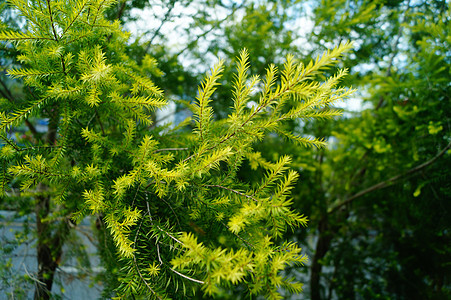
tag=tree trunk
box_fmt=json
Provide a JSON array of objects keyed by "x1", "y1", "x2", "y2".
[
  {"x1": 33, "y1": 102, "x2": 66, "y2": 299},
  {"x1": 34, "y1": 190, "x2": 71, "y2": 299},
  {"x1": 34, "y1": 190, "x2": 54, "y2": 299},
  {"x1": 310, "y1": 216, "x2": 334, "y2": 300}
]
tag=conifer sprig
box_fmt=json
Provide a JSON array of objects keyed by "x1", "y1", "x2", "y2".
[
  {"x1": 0, "y1": 31, "x2": 53, "y2": 41},
  {"x1": 232, "y1": 48, "x2": 259, "y2": 116},
  {"x1": 193, "y1": 60, "x2": 224, "y2": 141}
]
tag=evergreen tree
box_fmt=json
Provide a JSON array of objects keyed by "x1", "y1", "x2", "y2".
[{"x1": 0, "y1": 0, "x2": 354, "y2": 298}]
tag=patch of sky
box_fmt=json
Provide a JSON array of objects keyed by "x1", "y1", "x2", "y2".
[{"x1": 126, "y1": 0, "x2": 372, "y2": 119}]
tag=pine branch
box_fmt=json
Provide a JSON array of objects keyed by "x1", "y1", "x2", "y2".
[
  {"x1": 303, "y1": 41, "x2": 353, "y2": 78},
  {"x1": 7, "y1": 68, "x2": 65, "y2": 78},
  {"x1": 6, "y1": 0, "x2": 49, "y2": 34},
  {"x1": 194, "y1": 60, "x2": 224, "y2": 141},
  {"x1": 275, "y1": 129, "x2": 327, "y2": 148},
  {"x1": 0, "y1": 133, "x2": 20, "y2": 151},
  {"x1": 253, "y1": 156, "x2": 291, "y2": 197},
  {"x1": 0, "y1": 31, "x2": 53, "y2": 41},
  {"x1": 128, "y1": 72, "x2": 164, "y2": 97},
  {"x1": 0, "y1": 97, "x2": 49, "y2": 131},
  {"x1": 232, "y1": 49, "x2": 258, "y2": 116}
]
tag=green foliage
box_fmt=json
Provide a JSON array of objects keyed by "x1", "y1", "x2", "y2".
[
  {"x1": 0, "y1": 0, "x2": 355, "y2": 298},
  {"x1": 293, "y1": 1, "x2": 451, "y2": 299}
]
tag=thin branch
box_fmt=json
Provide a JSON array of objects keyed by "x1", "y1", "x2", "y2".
[
  {"x1": 181, "y1": 153, "x2": 196, "y2": 163},
  {"x1": 46, "y1": 0, "x2": 59, "y2": 42},
  {"x1": 153, "y1": 148, "x2": 188, "y2": 153},
  {"x1": 159, "y1": 196, "x2": 181, "y2": 228},
  {"x1": 146, "y1": 202, "x2": 183, "y2": 245},
  {"x1": 169, "y1": 267, "x2": 204, "y2": 284},
  {"x1": 17, "y1": 145, "x2": 62, "y2": 152},
  {"x1": 116, "y1": 0, "x2": 127, "y2": 20},
  {"x1": 131, "y1": 183, "x2": 142, "y2": 208},
  {"x1": 156, "y1": 240, "x2": 163, "y2": 265},
  {"x1": 133, "y1": 212, "x2": 163, "y2": 300},
  {"x1": 328, "y1": 141, "x2": 451, "y2": 214},
  {"x1": 142, "y1": 195, "x2": 170, "y2": 264},
  {"x1": 94, "y1": 107, "x2": 105, "y2": 135},
  {"x1": 133, "y1": 255, "x2": 163, "y2": 299},
  {"x1": 204, "y1": 184, "x2": 259, "y2": 202},
  {"x1": 145, "y1": 0, "x2": 176, "y2": 53},
  {"x1": 60, "y1": 55, "x2": 67, "y2": 75},
  {"x1": 23, "y1": 264, "x2": 46, "y2": 286},
  {"x1": 174, "y1": 3, "x2": 245, "y2": 57},
  {"x1": 145, "y1": 202, "x2": 203, "y2": 284},
  {"x1": 60, "y1": 0, "x2": 90, "y2": 37},
  {"x1": 220, "y1": 220, "x2": 255, "y2": 250},
  {"x1": 0, "y1": 133, "x2": 20, "y2": 150}
]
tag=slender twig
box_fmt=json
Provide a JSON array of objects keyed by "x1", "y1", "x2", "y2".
[
  {"x1": 169, "y1": 268, "x2": 204, "y2": 284},
  {"x1": 328, "y1": 140, "x2": 451, "y2": 214},
  {"x1": 145, "y1": 202, "x2": 203, "y2": 284},
  {"x1": 37, "y1": 0, "x2": 43, "y2": 12},
  {"x1": 156, "y1": 241, "x2": 163, "y2": 265},
  {"x1": 220, "y1": 221, "x2": 255, "y2": 250},
  {"x1": 153, "y1": 148, "x2": 188, "y2": 153},
  {"x1": 145, "y1": 0, "x2": 176, "y2": 53},
  {"x1": 132, "y1": 212, "x2": 163, "y2": 300},
  {"x1": 133, "y1": 255, "x2": 162, "y2": 299},
  {"x1": 142, "y1": 195, "x2": 165, "y2": 265},
  {"x1": 252, "y1": 161, "x2": 285, "y2": 197},
  {"x1": 131, "y1": 183, "x2": 142, "y2": 208},
  {"x1": 23, "y1": 265, "x2": 46, "y2": 286},
  {"x1": 116, "y1": 0, "x2": 127, "y2": 20},
  {"x1": 60, "y1": 55, "x2": 67, "y2": 75},
  {"x1": 46, "y1": 0, "x2": 59, "y2": 42},
  {"x1": 60, "y1": 0, "x2": 90, "y2": 37},
  {"x1": 0, "y1": 133, "x2": 20, "y2": 150},
  {"x1": 90, "y1": 0, "x2": 107, "y2": 28},
  {"x1": 158, "y1": 196, "x2": 181, "y2": 228},
  {"x1": 146, "y1": 202, "x2": 183, "y2": 244},
  {"x1": 174, "y1": 3, "x2": 245, "y2": 57},
  {"x1": 94, "y1": 107, "x2": 105, "y2": 135},
  {"x1": 204, "y1": 184, "x2": 259, "y2": 202}
]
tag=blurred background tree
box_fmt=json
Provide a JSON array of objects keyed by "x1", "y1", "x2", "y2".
[{"x1": 0, "y1": 0, "x2": 449, "y2": 299}]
